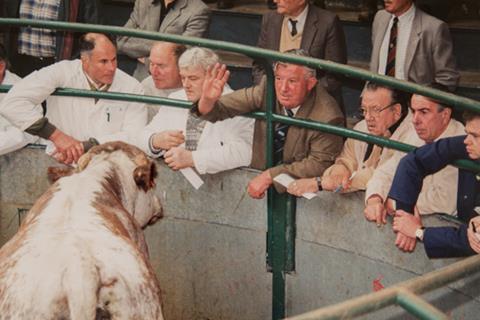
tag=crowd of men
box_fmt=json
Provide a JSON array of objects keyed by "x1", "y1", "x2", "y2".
[{"x1": 0, "y1": 0, "x2": 479, "y2": 259}]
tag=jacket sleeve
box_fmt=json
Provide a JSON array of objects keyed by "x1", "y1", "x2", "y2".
[
  {"x1": 423, "y1": 225, "x2": 476, "y2": 258},
  {"x1": 0, "y1": 125, "x2": 37, "y2": 156},
  {"x1": 432, "y1": 22, "x2": 460, "y2": 91},
  {"x1": 192, "y1": 117, "x2": 254, "y2": 174},
  {"x1": 117, "y1": 0, "x2": 152, "y2": 58},
  {"x1": 252, "y1": 14, "x2": 270, "y2": 85},
  {"x1": 388, "y1": 136, "x2": 468, "y2": 212},
  {"x1": 320, "y1": 15, "x2": 347, "y2": 92},
  {"x1": 0, "y1": 63, "x2": 66, "y2": 131},
  {"x1": 78, "y1": 0, "x2": 102, "y2": 24},
  {"x1": 365, "y1": 150, "x2": 403, "y2": 203},
  {"x1": 181, "y1": 5, "x2": 210, "y2": 38}
]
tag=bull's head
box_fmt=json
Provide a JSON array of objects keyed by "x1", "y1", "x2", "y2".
[{"x1": 49, "y1": 142, "x2": 163, "y2": 227}]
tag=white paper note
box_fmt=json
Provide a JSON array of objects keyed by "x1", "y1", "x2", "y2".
[
  {"x1": 274, "y1": 173, "x2": 317, "y2": 200},
  {"x1": 180, "y1": 167, "x2": 204, "y2": 189}
]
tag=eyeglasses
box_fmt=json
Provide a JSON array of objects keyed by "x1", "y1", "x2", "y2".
[{"x1": 359, "y1": 102, "x2": 398, "y2": 118}]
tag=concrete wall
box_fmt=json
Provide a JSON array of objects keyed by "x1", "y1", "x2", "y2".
[{"x1": 1, "y1": 146, "x2": 480, "y2": 319}]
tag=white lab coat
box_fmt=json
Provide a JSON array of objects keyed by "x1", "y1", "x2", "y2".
[
  {"x1": 0, "y1": 70, "x2": 37, "y2": 155},
  {"x1": 138, "y1": 85, "x2": 254, "y2": 174},
  {"x1": 0, "y1": 60, "x2": 147, "y2": 144}
]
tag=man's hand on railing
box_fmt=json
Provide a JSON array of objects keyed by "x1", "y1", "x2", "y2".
[
  {"x1": 49, "y1": 128, "x2": 84, "y2": 165},
  {"x1": 198, "y1": 63, "x2": 230, "y2": 115},
  {"x1": 247, "y1": 170, "x2": 273, "y2": 199},
  {"x1": 467, "y1": 216, "x2": 480, "y2": 254}
]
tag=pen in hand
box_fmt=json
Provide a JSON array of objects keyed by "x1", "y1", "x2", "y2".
[{"x1": 334, "y1": 171, "x2": 357, "y2": 193}]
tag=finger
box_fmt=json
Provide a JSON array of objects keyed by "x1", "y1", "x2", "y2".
[
  {"x1": 382, "y1": 211, "x2": 387, "y2": 224},
  {"x1": 221, "y1": 69, "x2": 230, "y2": 83},
  {"x1": 64, "y1": 149, "x2": 74, "y2": 165},
  {"x1": 375, "y1": 210, "x2": 383, "y2": 226}
]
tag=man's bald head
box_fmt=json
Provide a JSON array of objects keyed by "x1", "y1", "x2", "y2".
[
  {"x1": 149, "y1": 42, "x2": 186, "y2": 90},
  {"x1": 80, "y1": 33, "x2": 117, "y2": 85}
]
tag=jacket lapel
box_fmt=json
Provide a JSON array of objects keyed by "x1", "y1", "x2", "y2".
[
  {"x1": 159, "y1": 0, "x2": 185, "y2": 32},
  {"x1": 371, "y1": 12, "x2": 390, "y2": 73},
  {"x1": 269, "y1": 14, "x2": 284, "y2": 51},
  {"x1": 404, "y1": 10, "x2": 422, "y2": 76},
  {"x1": 300, "y1": 7, "x2": 318, "y2": 51}
]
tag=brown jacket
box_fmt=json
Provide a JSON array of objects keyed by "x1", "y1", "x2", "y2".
[{"x1": 200, "y1": 78, "x2": 344, "y2": 179}]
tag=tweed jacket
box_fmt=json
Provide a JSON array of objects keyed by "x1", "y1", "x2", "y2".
[
  {"x1": 389, "y1": 136, "x2": 478, "y2": 258},
  {"x1": 117, "y1": 0, "x2": 210, "y2": 80},
  {"x1": 370, "y1": 8, "x2": 459, "y2": 90},
  {"x1": 252, "y1": 5, "x2": 347, "y2": 94},
  {"x1": 199, "y1": 77, "x2": 344, "y2": 180}
]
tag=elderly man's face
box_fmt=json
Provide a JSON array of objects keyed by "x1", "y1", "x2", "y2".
[
  {"x1": 411, "y1": 94, "x2": 451, "y2": 143},
  {"x1": 149, "y1": 46, "x2": 182, "y2": 90},
  {"x1": 383, "y1": 0, "x2": 413, "y2": 16},
  {"x1": 274, "y1": 63, "x2": 317, "y2": 109},
  {"x1": 180, "y1": 65, "x2": 206, "y2": 102},
  {"x1": 464, "y1": 118, "x2": 480, "y2": 160},
  {"x1": 274, "y1": 0, "x2": 307, "y2": 16},
  {"x1": 361, "y1": 88, "x2": 401, "y2": 136},
  {"x1": 82, "y1": 39, "x2": 117, "y2": 85}
]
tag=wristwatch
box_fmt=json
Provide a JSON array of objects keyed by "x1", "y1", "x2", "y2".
[
  {"x1": 415, "y1": 227, "x2": 425, "y2": 242},
  {"x1": 315, "y1": 176, "x2": 322, "y2": 191}
]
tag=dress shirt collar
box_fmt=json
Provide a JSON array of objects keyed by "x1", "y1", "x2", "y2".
[
  {"x1": 286, "y1": 4, "x2": 309, "y2": 35},
  {"x1": 390, "y1": 3, "x2": 415, "y2": 24}
]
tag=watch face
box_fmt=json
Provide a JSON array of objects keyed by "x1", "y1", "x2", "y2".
[{"x1": 415, "y1": 228, "x2": 424, "y2": 240}]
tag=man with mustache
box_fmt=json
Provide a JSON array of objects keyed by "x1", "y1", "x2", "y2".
[
  {"x1": 0, "y1": 33, "x2": 147, "y2": 164},
  {"x1": 371, "y1": 0, "x2": 459, "y2": 91}
]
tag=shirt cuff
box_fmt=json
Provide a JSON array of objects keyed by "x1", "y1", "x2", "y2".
[
  {"x1": 149, "y1": 133, "x2": 165, "y2": 157},
  {"x1": 25, "y1": 118, "x2": 56, "y2": 139}
]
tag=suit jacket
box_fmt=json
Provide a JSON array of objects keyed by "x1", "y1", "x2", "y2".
[
  {"x1": 389, "y1": 136, "x2": 478, "y2": 258},
  {"x1": 253, "y1": 6, "x2": 347, "y2": 94},
  {"x1": 199, "y1": 77, "x2": 344, "y2": 182},
  {"x1": 117, "y1": 0, "x2": 210, "y2": 80},
  {"x1": 370, "y1": 8, "x2": 459, "y2": 90}
]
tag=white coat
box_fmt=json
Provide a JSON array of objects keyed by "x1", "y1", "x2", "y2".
[
  {"x1": 0, "y1": 70, "x2": 37, "y2": 155},
  {"x1": 138, "y1": 85, "x2": 254, "y2": 174},
  {"x1": 0, "y1": 60, "x2": 147, "y2": 144}
]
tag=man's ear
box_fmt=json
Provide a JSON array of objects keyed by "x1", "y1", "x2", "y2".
[{"x1": 306, "y1": 76, "x2": 317, "y2": 91}]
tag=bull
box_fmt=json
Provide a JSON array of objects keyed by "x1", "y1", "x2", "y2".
[{"x1": 0, "y1": 142, "x2": 164, "y2": 319}]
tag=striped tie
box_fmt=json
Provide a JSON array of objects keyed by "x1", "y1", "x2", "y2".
[
  {"x1": 273, "y1": 109, "x2": 294, "y2": 164},
  {"x1": 385, "y1": 17, "x2": 398, "y2": 77}
]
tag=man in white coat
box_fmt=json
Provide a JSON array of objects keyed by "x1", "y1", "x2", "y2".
[
  {"x1": 137, "y1": 47, "x2": 254, "y2": 174},
  {"x1": 0, "y1": 44, "x2": 37, "y2": 155},
  {"x1": 0, "y1": 33, "x2": 147, "y2": 164}
]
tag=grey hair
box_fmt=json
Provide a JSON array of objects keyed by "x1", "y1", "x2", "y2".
[
  {"x1": 178, "y1": 47, "x2": 219, "y2": 71},
  {"x1": 273, "y1": 48, "x2": 316, "y2": 78}
]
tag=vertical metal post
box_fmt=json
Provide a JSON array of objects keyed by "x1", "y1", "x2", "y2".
[{"x1": 264, "y1": 64, "x2": 297, "y2": 320}]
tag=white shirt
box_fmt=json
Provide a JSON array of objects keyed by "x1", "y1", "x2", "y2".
[
  {"x1": 0, "y1": 70, "x2": 37, "y2": 155},
  {"x1": 141, "y1": 76, "x2": 182, "y2": 122},
  {"x1": 137, "y1": 85, "x2": 255, "y2": 174},
  {"x1": 378, "y1": 4, "x2": 416, "y2": 80},
  {"x1": 286, "y1": 4, "x2": 309, "y2": 36},
  {"x1": 0, "y1": 60, "x2": 147, "y2": 145}
]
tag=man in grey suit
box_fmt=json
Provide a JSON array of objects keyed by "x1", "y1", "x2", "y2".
[
  {"x1": 252, "y1": 0, "x2": 347, "y2": 105},
  {"x1": 117, "y1": 0, "x2": 210, "y2": 81},
  {"x1": 370, "y1": 0, "x2": 459, "y2": 91}
]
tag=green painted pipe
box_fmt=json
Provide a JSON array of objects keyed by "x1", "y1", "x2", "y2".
[{"x1": 396, "y1": 290, "x2": 448, "y2": 320}]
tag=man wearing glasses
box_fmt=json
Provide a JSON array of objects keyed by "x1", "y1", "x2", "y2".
[
  {"x1": 364, "y1": 86, "x2": 465, "y2": 230},
  {"x1": 287, "y1": 82, "x2": 410, "y2": 196}
]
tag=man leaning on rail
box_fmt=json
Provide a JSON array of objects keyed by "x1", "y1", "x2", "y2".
[
  {"x1": 287, "y1": 82, "x2": 410, "y2": 196},
  {"x1": 0, "y1": 33, "x2": 147, "y2": 165},
  {"x1": 388, "y1": 111, "x2": 480, "y2": 258},
  {"x1": 192, "y1": 49, "x2": 344, "y2": 199}
]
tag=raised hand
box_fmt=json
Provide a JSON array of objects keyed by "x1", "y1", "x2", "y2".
[{"x1": 198, "y1": 63, "x2": 230, "y2": 115}]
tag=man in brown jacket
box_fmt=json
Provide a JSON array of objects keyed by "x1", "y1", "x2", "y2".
[{"x1": 194, "y1": 50, "x2": 344, "y2": 199}]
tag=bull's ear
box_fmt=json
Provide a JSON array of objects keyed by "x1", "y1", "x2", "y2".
[
  {"x1": 133, "y1": 161, "x2": 157, "y2": 192},
  {"x1": 47, "y1": 166, "x2": 75, "y2": 184}
]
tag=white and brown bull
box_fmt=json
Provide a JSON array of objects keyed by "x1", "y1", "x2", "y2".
[{"x1": 0, "y1": 142, "x2": 164, "y2": 319}]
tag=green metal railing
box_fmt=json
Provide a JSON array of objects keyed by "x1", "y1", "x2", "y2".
[{"x1": 1, "y1": 18, "x2": 480, "y2": 320}]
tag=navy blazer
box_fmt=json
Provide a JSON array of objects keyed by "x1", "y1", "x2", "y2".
[{"x1": 388, "y1": 135, "x2": 478, "y2": 258}]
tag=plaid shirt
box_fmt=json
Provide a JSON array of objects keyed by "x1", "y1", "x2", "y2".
[{"x1": 18, "y1": 0, "x2": 61, "y2": 58}]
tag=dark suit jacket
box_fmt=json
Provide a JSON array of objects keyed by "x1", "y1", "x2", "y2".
[
  {"x1": 388, "y1": 136, "x2": 478, "y2": 258},
  {"x1": 252, "y1": 6, "x2": 347, "y2": 95},
  {"x1": 199, "y1": 77, "x2": 344, "y2": 182},
  {"x1": 370, "y1": 7, "x2": 459, "y2": 91}
]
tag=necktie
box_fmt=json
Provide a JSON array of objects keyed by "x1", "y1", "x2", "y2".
[
  {"x1": 289, "y1": 19, "x2": 298, "y2": 37},
  {"x1": 273, "y1": 109, "x2": 294, "y2": 164},
  {"x1": 385, "y1": 17, "x2": 398, "y2": 77},
  {"x1": 185, "y1": 112, "x2": 207, "y2": 151}
]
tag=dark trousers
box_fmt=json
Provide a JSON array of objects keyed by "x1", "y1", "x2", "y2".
[{"x1": 12, "y1": 53, "x2": 55, "y2": 78}]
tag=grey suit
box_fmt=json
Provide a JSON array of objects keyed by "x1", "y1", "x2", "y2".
[
  {"x1": 370, "y1": 8, "x2": 459, "y2": 90},
  {"x1": 117, "y1": 0, "x2": 210, "y2": 80},
  {"x1": 253, "y1": 6, "x2": 347, "y2": 96}
]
